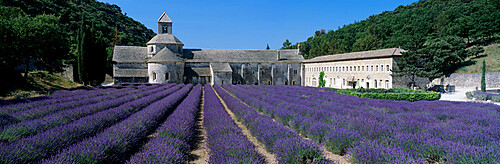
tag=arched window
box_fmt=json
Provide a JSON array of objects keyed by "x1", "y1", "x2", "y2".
[
  {"x1": 292, "y1": 80, "x2": 296, "y2": 85},
  {"x1": 371, "y1": 65, "x2": 374, "y2": 71},
  {"x1": 387, "y1": 65, "x2": 390, "y2": 71},
  {"x1": 381, "y1": 65, "x2": 384, "y2": 72},
  {"x1": 362, "y1": 66, "x2": 364, "y2": 71},
  {"x1": 162, "y1": 25, "x2": 168, "y2": 33},
  {"x1": 150, "y1": 46, "x2": 154, "y2": 52},
  {"x1": 152, "y1": 72, "x2": 157, "y2": 81},
  {"x1": 374, "y1": 79, "x2": 378, "y2": 88},
  {"x1": 165, "y1": 72, "x2": 169, "y2": 80},
  {"x1": 376, "y1": 65, "x2": 379, "y2": 71}
]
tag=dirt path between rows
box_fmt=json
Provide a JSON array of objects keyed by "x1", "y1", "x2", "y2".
[
  {"x1": 220, "y1": 87, "x2": 350, "y2": 164},
  {"x1": 189, "y1": 87, "x2": 208, "y2": 164},
  {"x1": 213, "y1": 86, "x2": 277, "y2": 164}
]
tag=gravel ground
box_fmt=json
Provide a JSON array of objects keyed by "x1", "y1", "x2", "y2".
[{"x1": 440, "y1": 87, "x2": 500, "y2": 106}]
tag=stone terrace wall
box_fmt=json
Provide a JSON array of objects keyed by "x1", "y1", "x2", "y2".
[{"x1": 431, "y1": 72, "x2": 500, "y2": 88}]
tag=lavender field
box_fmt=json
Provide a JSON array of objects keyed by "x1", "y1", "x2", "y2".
[{"x1": 0, "y1": 84, "x2": 498, "y2": 163}]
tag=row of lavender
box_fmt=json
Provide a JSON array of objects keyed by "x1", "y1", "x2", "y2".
[
  {"x1": 0, "y1": 84, "x2": 186, "y2": 163},
  {"x1": 204, "y1": 85, "x2": 265, "y2": 163},
  {"x1": 0, "y1": 84, "x2": 169, "y2": 141},
  {"x1": 224, "y1": 84, "x2": 499, "y2": 163},
  {"x1": 127, "y1": 84, "x2": 202, "y2": 163},
  {"x1": 213, "y1": 85, "x2": 331, "y2": 164},
  {"x1": 46, "y1": 84, "x2": 193, "y2": 163},
  {"x1": 0, "y1": 84, "x2": 155, "y2": 126}
]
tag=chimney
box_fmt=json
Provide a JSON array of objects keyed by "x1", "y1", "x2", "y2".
[{"x1": 277, "y1": 51, "x2": 281, "y2": 60}]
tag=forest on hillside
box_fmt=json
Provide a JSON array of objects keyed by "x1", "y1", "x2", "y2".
[
  {"x1": 1, "y1": 0, "x2": 155, "y2": 85},
  {"x1": 292, "y1": 0, "x2": 499, "y2": 60}
]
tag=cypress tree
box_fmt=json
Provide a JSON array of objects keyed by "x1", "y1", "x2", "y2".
[
  {"x1": 481, "y1": 59, "x2": 486, "y2": 92},
  {"x1": 318, "y1": 71, "x2": 326, "y2": 88},
  {"x1": 77, "y1": 14, "x2": 87, "y2": 85}
]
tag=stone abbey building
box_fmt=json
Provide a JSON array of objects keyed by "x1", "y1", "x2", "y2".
[
  {"x1": 113, "y1": 12, "x2": 411, "y2": 88},
  {"x1": 113, "y1": 12, "x2": 304, "y2": 85},
  {"x1": 302, "y1": 48, "x2": 406, "y2": 89}
]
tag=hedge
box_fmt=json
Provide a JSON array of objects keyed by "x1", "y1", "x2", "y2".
[{"x1": 336, "y1": 88, "x2": 441, "y2": 102}]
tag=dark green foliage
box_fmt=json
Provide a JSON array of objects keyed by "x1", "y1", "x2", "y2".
[
  {"x1": 282, "y1": 39, "x2": 292, "y2": 49},
  {"x1": 77, "y1": 15, "x2": 107, "y2": 86},
  {"x1": 1, "y1": 0, "x2": 155, "y2": 76},
  {"x1": 266, "y1": 44, "x2": 270, "y2": 50},
  {"x1": 337, "y1": 88, "x2": 441, "y2": 102},
  {"x1": 0, "y1": 6, "x2": 69, "y2": 74},
  {"x1": 481, "y1": 59, "x2": 486, "y2": 92},
  {"x1": 318, "y1": 72, "x2": 326, "y2": 88},
  {"x1": 295, "y1": 0, "x2": 499, "y2": 60}
]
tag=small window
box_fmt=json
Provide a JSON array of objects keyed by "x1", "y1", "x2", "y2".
[
  {"x1": 376, "y1": 65, "x2": 379, "y2": 71},
  {"x1": 292, "y1": 80, "x2": 296, "y2": 85},
  {"x1": 381, "y1": 65, "x2": 384, "y2": 72},
  {"x1": 165, "y1": 72, "x2": 169, "y2": 80},
  {"x1": 354, "y1": 66, "x2": 356, "y2": 71},
  {"x1": 358, "y1": 66, "x2": 360, "y2": 72},
  {"x1": 387, "y1": 65, "x2": 390, "y2": 71},
  {"x1": 285, "y1": 80, "x2": 288, "y2": 85},
  {"x1": 252, "y1": 70, "x2": 255, "y2": 74},
  {"x1": 362, "y1": 66, "x2": 364, "y2": 71},
  {"x1": 162, "y1": 25, "x2": 168, "y2": 33},
  {"x1": 150, "y1": 46, "x2": 154, "y2": 52},
  {"x1": 371, "y1": 65, "x2": 374, "y2": 71},
  {"x1": 294, "y1": 70, "x2": 297, "y2": 74},
  {"x1": 152, "y1": 72, "x2": 157, "y2": 81},
  {"x1": 268, "y1": 81, "x2": 271, "y2": 85},
  {"x1": 222, "y1": 80, "x2": 224, "y2": 84}
]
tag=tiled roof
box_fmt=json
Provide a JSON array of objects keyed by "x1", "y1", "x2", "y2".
[
  {"x1": 158, "y1": 12, "x2": 172, "y2": 23},
  {"x1": 112, "y1": 46, "x2": 148, "y2": 63},
  {"x1": 148, "y1": 48, "x2": 184, "y2": 63},
  {"x1": 210, "y1": 63, "x2": 232, "y2": 72},
  {"x1": 303, "y1": 48, "x2": 404, "y2": 63},
  {"x1": 147, "y1": 34, "x2": 183, "y2": 45},
  {"x1": 183, "y1": 49, "x2": 303, "y2": 63}
]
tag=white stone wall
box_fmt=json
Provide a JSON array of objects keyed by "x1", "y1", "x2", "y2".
[
  {"x1": 148, "y1": 62, "x2": 184, "y2": 83},
  {"x1": 303, "y1": 57, "x2": 394, "y2": 89}
]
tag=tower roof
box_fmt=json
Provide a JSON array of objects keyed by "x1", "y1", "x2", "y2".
[
  {"x1": 148, "y1": 48, "x2": 184, "y2": 63},
  {"x1": 147, "y1": 34, "x2": 183, "y2": 45},
  {"x1": 158, "y1": 12, "x2": 172, "y2": 23}
]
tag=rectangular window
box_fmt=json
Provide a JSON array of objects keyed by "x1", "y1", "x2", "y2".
[
  {"x1": 358, "y1": 66, "x2": 360, "y2": 72},
  {"x1": 294, "y1": 70, "x2": 297, "y2": 74},
  {"x1": 354, "y1": 66, "x2": 356, "y2": 71},
  {"x1": 371, "y1": 65, "x2": 373, "y2": 71},
  {"x1": 387, "y1": 65, "x2": 390, "y2": 71},
  {"x1": 381, "y1": 65, "x2": 384, "y2": 72},
  {"x1": 362, "y1": 66, "x2": 364, "y2": 71}
]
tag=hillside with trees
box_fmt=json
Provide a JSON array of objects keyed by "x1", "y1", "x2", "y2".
[
  {"x1": 1, "y1": 0, "x2": 155, "y2": 96},
  {"x1": 293, "y1": 0, "x2": 499, "y2": 60}
]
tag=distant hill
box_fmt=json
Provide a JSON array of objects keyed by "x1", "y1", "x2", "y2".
[
  {"x1": 0, "y1": 0, "x2": 155, "y2": 47},
  {"x1": 297, "y1": 0, "x2": 499, "y2": 59},
  {"x1": 455, "y1": 44, "x2": 500, "y2": 73}
]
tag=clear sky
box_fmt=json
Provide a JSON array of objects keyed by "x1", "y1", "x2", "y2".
[{"x1": 97, "y1": 0, "x2": 417, "y2": 50}]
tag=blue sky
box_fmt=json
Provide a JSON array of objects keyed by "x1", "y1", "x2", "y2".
[{"x1": 97, "y1": 0, "x2": 417, "y2": 49}]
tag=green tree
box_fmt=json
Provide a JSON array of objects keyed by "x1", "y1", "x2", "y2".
[
  {"x1": 266, "y1": 44, "x2": 270, "y2": 50},
  {"x1": 282, "y1": 39, "x2": 292, "y2": 49},
  {"x1": 392, "y1": 49, "x2": 427, "y2": 89},
  {"x1": 77, "y1": 14, "x2": 107, "y2": 86},
  {"x1": 0, "y1": 6, "x2": 69, "y2": 76},
  {"x1": 481, "y1": 59, "x2": 486, "y2": 92},
  {"x1": 318, "y1": 71, "x2": 326, "y2": 88}
]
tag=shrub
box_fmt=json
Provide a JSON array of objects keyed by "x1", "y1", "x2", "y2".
[
  {"x1": 491, "y1": 96, "x2": 500, "y2": 102},
  {"x1": 474, "y1": 93, "x2": 488, "y2": 101},
  {"x1": 465, "y1": 91, "x2": 474, "y2": 99},
  {"x1": 336, "y1": 88, "x2": 440, "y2": 102}
]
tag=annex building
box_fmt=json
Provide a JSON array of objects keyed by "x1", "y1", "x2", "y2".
[
  {"x1": 302, "y1": 48, "x2": 406, "y2": 89},
  {"x1": 113, "y1": 12, "x2": 304, "y2": 85}
]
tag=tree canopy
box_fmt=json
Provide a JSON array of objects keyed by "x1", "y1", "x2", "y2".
[{"x1": 295, "y1": 0, "x2": 499, "y2": 60}]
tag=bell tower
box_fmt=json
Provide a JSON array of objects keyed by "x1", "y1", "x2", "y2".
[{"x1": 158, "y1": 12, "x2": 172, "y2": 34}]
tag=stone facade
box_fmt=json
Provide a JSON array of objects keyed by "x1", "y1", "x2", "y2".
[
  {"x1": 430, "y1": 72, "x2": 500, "y2": 88},
  {"x1": 302, "y1": 48, "x2": 404, "y2": 89},
  {"x1": 113, "y1": 12, "x2": 304, "y2": 85}
]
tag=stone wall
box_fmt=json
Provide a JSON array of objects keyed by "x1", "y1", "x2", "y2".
[{"x1": 431, "y1": 72, "x2": 500, "y2": 88}]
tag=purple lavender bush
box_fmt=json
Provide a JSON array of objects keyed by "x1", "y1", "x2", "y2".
[
  {"x1": 214, "y1": 85, "x2": 328, "y2": 164},
  {"x1": 45, "y1": 84, "x2": 192, "y2": 163},
  {"x1": 127, "y1": 84, "x2": 202, "y2": 163},
  {"x1": 204, "y1": 85, "x2": 265, "y2": 164},
  {"x1": 0, "y1": 84, "x2": 182, "y2": 163}
]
